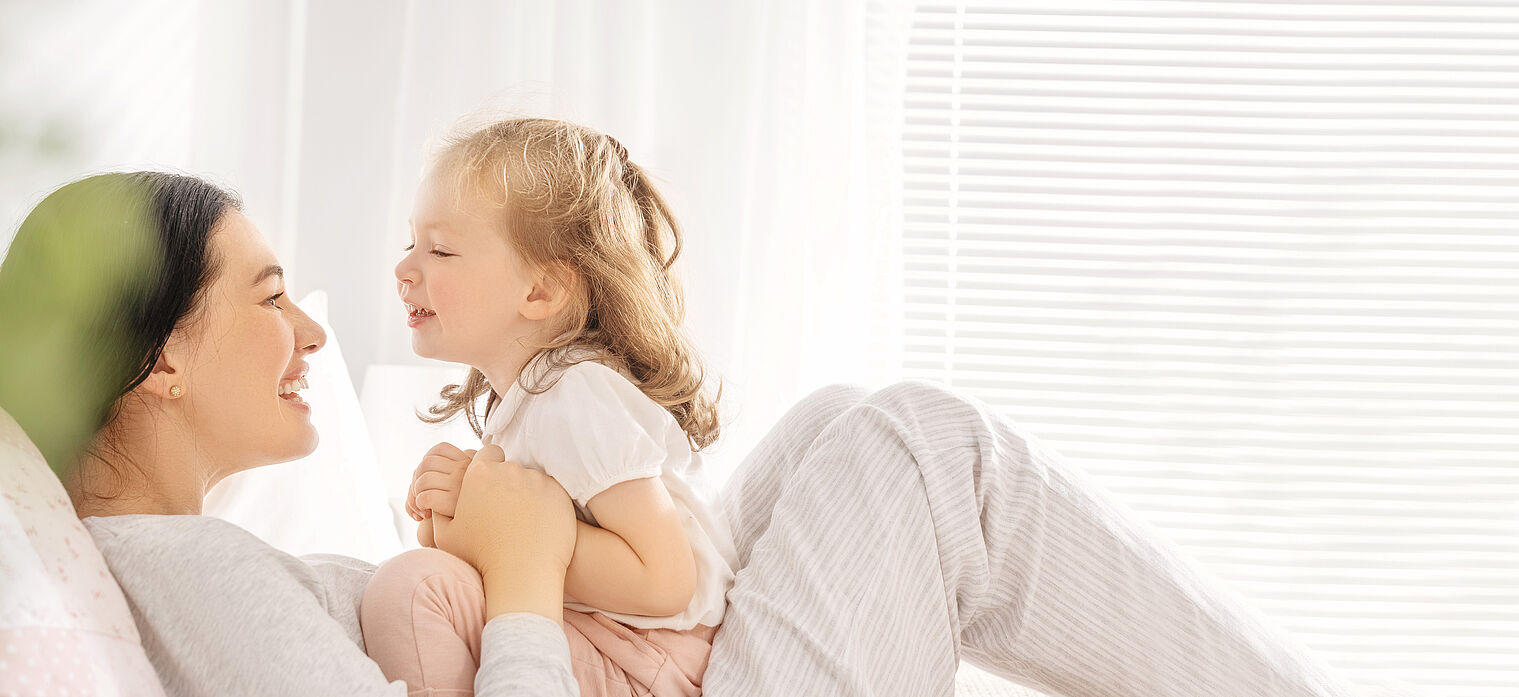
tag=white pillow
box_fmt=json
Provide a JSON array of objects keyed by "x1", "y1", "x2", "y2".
[
  {"x1": 359, "y1": 363, "x2": 482, "y2": 549},
  {"x1": 203, "y1": 290, "x2": 403, "y2": 564},
  {"x1": 0, "y1": 406, "x2": 166, "y2": 696}
]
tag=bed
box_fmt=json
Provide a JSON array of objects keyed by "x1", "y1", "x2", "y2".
[{"x1": 0, "y1": 291, "x2": 1033, "y2": 696}]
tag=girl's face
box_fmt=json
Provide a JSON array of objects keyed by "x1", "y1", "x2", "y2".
[
  {"x1": 396, "y1": 166, "x2": 537, "y2": 368},
  {"x1": 163, "y1": 211, "x2": 326, "y2": 475}
]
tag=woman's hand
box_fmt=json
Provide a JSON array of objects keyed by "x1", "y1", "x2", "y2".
[{"x1": 433, "y1": 444, "x2": 578, "y2": 622}]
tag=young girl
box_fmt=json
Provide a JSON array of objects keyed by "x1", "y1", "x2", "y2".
[{"x1": 360, "y1": 118, "x2": 738, "y2": 697}]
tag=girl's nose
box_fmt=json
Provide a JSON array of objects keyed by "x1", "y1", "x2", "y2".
[{"x1": 395, "y1": 254, "x2": 417, "y2": 286}]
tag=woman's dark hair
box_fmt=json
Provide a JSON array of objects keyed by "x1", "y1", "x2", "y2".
[{"x1": 0, "y1": 171, "x2": 241, "y2": 471}]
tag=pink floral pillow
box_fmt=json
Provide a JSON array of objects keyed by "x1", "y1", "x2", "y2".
[{"x1": 0, "y1": 407, "x2": 164, "y2": 696}]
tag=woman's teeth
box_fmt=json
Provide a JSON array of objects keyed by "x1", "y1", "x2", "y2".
[
  {"x1": 405, "y1": 303, "x2": 435, "y2": 318},
  {"x1": 279, "y1": 376, "x2": 308, "y2": 399}
]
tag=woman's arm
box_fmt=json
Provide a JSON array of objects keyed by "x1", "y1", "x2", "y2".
[
  {"x1": 435, "y1": 444, "x2": 579, "y2": 624},
  {"x1": 413, "y1": 452, "x2": 698, "y2": 617},
  {"x1": 93, "y1": 471, "x2": 579, "y2": 697},
  {"x1": 89, "y1": 516, "x2": 410, "y2": 697},
  {"x1": 436, "y1": 444, "x2": 580, "y2": 696},
  {"x1": 419, "y1": 472, "x2": 699, "y2": 617}
]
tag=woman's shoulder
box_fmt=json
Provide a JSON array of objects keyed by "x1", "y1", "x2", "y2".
[
  {"x1": 84, "y1": 513, "x2": 267, "y2": 551},
  {"x1": 85, "y1": 514, "x2": 319, "y2": 587}
]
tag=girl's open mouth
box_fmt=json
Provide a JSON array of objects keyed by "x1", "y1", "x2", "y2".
[{"x1": 405, "y1": 302, "x2": 436, "y2": 327}]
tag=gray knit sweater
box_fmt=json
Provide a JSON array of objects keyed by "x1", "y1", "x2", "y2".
[{"x1": 83, "y1": 514, "x2": 578, "y2": 697}]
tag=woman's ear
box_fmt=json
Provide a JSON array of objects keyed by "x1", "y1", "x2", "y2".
[
  {"x1": 519, "y1": 263, "x2": 578, "y2": 322},
  {"x1": 138, "y1": 346, "x2": 186, "y2": 400}
]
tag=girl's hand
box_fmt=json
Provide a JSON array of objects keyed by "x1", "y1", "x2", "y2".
[
  {"x1": 433, "y1": 445, "x2": 578, "y2": 621},
  {"x1": 416, "y1": 517, "x2": 436, "y2": 548},
  {"x1": 434, "y1": 445, "x2": 577, "y2": 575},
  {"x1": 407, "y1": 442, "x2": 475, "y2": 520}
]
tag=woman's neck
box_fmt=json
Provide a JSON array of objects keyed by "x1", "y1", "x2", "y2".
[
  {"x1": 71, "y1": 478, "x2": 204, "y2": 517},
  {"x1": 68, "y1": 426, "x2": 213, "y2": 518}
]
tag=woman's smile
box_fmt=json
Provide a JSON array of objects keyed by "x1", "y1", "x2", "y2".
[{"x1": 278, "y1": 374, "x2": 310, "y2": 411}]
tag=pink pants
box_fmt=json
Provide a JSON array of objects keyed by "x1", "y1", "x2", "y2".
[{"x1": 360, "y1": 547, "x2": 717, "y2": 697}]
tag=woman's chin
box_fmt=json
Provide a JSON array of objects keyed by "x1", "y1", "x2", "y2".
[
  {"x1": 274, "y1": 421, "x2": 320, "y2": 462},
  {"x1": 277, "y1": 431, "x2": 320, "y2": 463}
]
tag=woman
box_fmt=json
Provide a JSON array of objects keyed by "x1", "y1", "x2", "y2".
[{"x1": 2, "y1": 172, "x2": 1378, "y2": 696}]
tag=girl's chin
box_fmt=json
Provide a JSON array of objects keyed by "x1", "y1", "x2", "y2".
[
  {"x1": 409, "y1": 335, "x2": 438, "y2": 359},
  {"x1": 408, "y1": 338, "x2": 461, "y2": 363}
]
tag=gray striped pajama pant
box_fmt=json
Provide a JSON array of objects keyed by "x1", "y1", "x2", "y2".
[{"x1": 704, "y1": 381, "x2": 1359, "y2": 697}]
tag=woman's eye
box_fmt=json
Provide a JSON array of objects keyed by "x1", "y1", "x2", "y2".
[
  {"x1": 430, "y1": 249, "x2": 455, "y2": 258},
  {"x1": 402, "y1": 243, "x2": 415, "y2": 252},
  {"x1": 264, "y1": 292, "x2": 285, "y2": 308}
]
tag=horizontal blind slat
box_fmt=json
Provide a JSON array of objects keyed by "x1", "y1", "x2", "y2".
[{"x1": 903, "y1": 4, "x2": 1519, "y2": 695}]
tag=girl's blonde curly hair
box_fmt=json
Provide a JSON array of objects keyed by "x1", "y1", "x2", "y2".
[{"x1": 420, "y1": 117, "x2": 722, "y2": 451}]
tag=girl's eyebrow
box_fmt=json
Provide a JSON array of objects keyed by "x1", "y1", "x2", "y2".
[
  {"x1": 250, "y1": 264, "x2": 283, "y2": 287},
  {"x1": 410, "y1": 221, "x2": 451, "y2": 238}
]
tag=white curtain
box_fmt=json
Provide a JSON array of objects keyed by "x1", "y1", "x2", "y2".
[
  {"x1": 0, "y1": 0, "x2": 912, "y2": 477},
  {"x1": 359, "y1": 0, "x2": 913, "y2": 471}
]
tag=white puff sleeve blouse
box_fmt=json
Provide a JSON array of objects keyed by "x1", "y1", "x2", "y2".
[{"x1": 481, "y1": 353, "x2": 738, "y2": 631}]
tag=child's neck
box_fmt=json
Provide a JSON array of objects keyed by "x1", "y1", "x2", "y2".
[
  {"x1": 478, "y1": 347, "x2": 535, "y2": 402},
  {"x1": 478, "y1": 327, "x2": 560, "y2": 400}
]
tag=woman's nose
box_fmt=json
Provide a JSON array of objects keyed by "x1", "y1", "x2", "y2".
[
  {"x1": 289, "y1": 302, "x2": 327, "y2": 354},
  {"x1": 302, "y1": 316, "x2": 328, "y2": 354}
]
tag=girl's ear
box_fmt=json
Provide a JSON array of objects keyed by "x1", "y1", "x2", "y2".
[
  {"x1": 520, "y1": 263, "x2": 577, "y2": 322},
  {"x1": 138, "y1": 345, "x2": 186, "y2": 401}
]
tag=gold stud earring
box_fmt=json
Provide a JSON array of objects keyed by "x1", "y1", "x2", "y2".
[{"x1": 169, "y1": 385, "x2": 183, "y2": 398}]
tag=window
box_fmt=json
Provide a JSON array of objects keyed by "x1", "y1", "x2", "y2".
[{"x1": 901, "y1": 3, "x2": 1519, "y2": 695}]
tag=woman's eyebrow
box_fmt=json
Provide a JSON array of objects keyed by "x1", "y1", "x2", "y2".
[{"x1": 250, "y1": 264, "x2": 284, "y2": 287}]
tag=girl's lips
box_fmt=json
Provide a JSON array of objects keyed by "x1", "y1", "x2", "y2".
[
  {"x1": 404, "y1": 302, "x2": 436, "y2": 328},
  {"x1": 280, "y1": 392, "x2": 311, "y2": 412}
]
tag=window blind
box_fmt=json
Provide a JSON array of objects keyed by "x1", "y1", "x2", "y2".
[{"x1": 900, "y1": 3, "x2": 1519, "y2": 696}]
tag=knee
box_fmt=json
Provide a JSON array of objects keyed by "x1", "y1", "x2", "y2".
[
  {"x1": 847, "y1": 380, "x2": 1033, "y2": 469},
  {"x1": 364, "y1": 547, "x2": 481, "y2": 610},
  {"x1": 788, "y1": 383, "x2": 871, "y2": 425},
  {"x1": 861, "y1": 380, "x2": 989, "y2": 429}
]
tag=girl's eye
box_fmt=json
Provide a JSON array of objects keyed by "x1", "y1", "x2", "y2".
[
  {"x1": 264, "y1": 292, "x2": 285, "y2": 308},
  {"x1": 404, "y1": 243, "x2": 451, "y2": 257}
]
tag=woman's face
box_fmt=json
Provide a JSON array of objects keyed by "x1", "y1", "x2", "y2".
[{"x1": 163, "y1": 211, "x2": 326, "y2": 475}]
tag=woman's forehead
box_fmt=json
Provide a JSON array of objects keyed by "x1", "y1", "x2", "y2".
[{"x1": 213, "y1": 211, "x2": 281, "y2": 282}]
